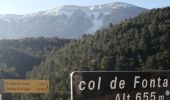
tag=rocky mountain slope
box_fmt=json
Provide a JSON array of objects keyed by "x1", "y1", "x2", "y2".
[{"x1": 0, "y1": 2, "x2": 146, "y2": 39}]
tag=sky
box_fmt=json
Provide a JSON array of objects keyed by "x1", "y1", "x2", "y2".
[{"x1": 0, "y1": 0, "x2": 169, "y2": 15}]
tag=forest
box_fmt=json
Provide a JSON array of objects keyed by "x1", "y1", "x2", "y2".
[
  {"x1": 0, "y1": 37, "x2": 70, "y2": 79},
  {"x1": 0, "y1": 7, "x2": 169, "y2": 100}
]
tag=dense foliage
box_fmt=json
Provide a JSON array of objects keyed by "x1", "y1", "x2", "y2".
[
  {"x1": 0, "y1": 37, "x2": 70, "y2": 56},
  {"x1": 16, "y1": 7, "x2": 170, "y2": 100},
  {"x1": 0, "y1": 37, "x2": 70, "y2": 78}
]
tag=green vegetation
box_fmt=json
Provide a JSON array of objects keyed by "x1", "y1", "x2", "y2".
[
  {"x1": 20, "y1": 7, "x2": 169, "y2": 100},
  {"x1": 0, "y1": 7, "x2": 169, "y2": 100},
  {"x1": 0, "y1": 37, "x2": 70, "y2": 78},
  {"x1": 0, "y1": 37, "x2": 70, "y2": 57}
]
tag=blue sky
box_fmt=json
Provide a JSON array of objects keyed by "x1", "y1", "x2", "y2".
[{"x1": 0, "y1": 0, "x2": 169, "y2": 14}]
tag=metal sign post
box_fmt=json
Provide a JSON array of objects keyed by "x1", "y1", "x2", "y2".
[
  {"x1": 0, "y1": 94, "x2": 2, "y2": 100},
  {"x1": 0, "y1": 68, "x2": 2, "y2": 100}
]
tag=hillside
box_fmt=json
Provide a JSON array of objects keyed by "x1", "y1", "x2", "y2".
[
  {"x1": 0, "y1": 2, "x2": 146, "y2": 39},
  {"x1": 0, "y1": 37, "x2": 70, "y2": 79},
  {"x1": 0, "y1": 37, "x2": 70, "y2": 56},
  {"x1": 20, "y1": 7, "x2": 170, "y2": 100}
]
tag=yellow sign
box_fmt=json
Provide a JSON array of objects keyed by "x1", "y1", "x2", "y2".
[{"x1": 2, "y1": 79, "x2": 49, "y2": 93}]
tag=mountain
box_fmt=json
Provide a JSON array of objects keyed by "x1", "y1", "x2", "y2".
[
  {"x1": 0, "y1": 2, "x2": 146, "y2": 39},
  {"x1": 20, "y1": 7, "x2": 169, "y2": 100}
]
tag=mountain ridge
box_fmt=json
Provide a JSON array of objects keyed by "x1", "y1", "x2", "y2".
[
  {"x1": 0, "y1": 2, "x2": 146, "y2": 39},
  {"x1": 24, "y1": 7, "x2": 170, "y2": 100}
]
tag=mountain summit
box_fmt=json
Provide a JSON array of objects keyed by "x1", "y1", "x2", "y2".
[{"x1": 0, "y1": 2, "x2": 146, "y2": 39}]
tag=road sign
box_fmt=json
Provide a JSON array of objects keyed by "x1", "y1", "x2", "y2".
[
  {"x1": 71, "y1": 71, "x2": 170, "y2": 100},
  {"x1": 1, "y1": 79, "x2": 49, "y2": 93}
]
